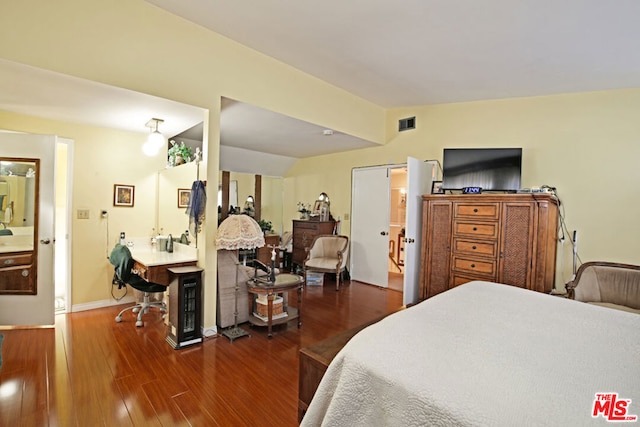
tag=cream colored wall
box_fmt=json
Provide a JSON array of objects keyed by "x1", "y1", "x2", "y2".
[
  {"x1": 0, "y1": 110, "x2": 165, "y2": 306},
  {"x1": 286, "y1": 89, "x2": 640, "y2": 289},
  {"x1": 0, "y1": 0, "x2": 384, "y2": 329},
  {"x1": 261, "y1": 176, "x2": 284, "y2": 235}
]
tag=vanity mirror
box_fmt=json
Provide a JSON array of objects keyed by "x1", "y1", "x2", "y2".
[
  {"x1": 219, "y1": 171, "x2": 283, "y2": 235},
  {"x1": 0, "y1": 158, "x2": 38, "y2": 294},
  {"x1": 157, "y1": 161, "x2": 200, "y2": 246}
]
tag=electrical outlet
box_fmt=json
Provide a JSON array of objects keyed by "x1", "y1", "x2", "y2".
[
  {"x1": 343, "y1": 213, "x2": 350, "y2": 221},
  {"x1": 77, "y1": 209, "x2": 90, "y2": 219}
]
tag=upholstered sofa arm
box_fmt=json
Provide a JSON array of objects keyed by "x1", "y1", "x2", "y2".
[{"x1": 566, "y1": 262, "x2": 640, "y2": 311}]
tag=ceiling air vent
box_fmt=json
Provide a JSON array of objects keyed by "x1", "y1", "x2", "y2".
[{"x1": 398, "y1": 116, "x2": 415, "y2": 132}]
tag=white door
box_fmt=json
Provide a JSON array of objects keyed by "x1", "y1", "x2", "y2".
[
  {"x1": 350, "y1": 166, "x2": 390, "y2": 287},
  {"x1": 402, "y1": 159, "x2": 438, "y2": 305},
  {"x1": 0, "y1": 133, "x2": 56, "y2": 325}
]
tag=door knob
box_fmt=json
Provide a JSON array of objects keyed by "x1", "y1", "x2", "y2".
[
  {"x1": 40, "y1": 238, "x2": 51, "y2": 244},
  {"x1": 380, "y1": 231, "x2": 388, "y2": 236}
]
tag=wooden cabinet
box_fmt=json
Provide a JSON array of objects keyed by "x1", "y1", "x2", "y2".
[
  {"x1": 292, "y1": 220, "x2": 335, "y2": 269},
  {"x1": 166, "y1": 266, "x2": 203, "y2": 349},
  {"x1": 420, "y1": 194, "x2": 558, "y2": 300}
]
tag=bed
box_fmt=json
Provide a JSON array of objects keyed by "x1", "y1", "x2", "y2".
[{"x1": 301, "y1": 281, "x2": 640, "y2": 426}]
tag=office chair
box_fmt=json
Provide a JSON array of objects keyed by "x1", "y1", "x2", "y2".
[{"x1": 109, "y1": 244, "x2": 167, "y2": 327}]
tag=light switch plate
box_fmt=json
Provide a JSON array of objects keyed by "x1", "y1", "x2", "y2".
[{"x1": 77, "y1": 209, "x2": 90, "y2": 219}]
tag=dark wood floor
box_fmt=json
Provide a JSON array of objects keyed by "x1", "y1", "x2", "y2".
[{"x1": 0, "y1": 279, "x2": 402, "y2": 426}]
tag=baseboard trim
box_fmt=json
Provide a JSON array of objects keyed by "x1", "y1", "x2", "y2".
[
  {"x1": 202, "y1": 325, "x2": 218, "y2": 338},
  {"x1": 71, "y1": 296, "x2": 136, "y2": 313}
]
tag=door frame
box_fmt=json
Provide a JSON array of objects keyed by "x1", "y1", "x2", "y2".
[
  {"x1": 57, "y1": 138, "x2": 74, "y2": 313},
  {"x1": 350, "y1": 163, "x2": 407, "y2": 288}
]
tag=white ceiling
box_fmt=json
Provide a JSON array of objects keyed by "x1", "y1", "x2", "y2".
[
  {"x1": 148, "y1": 0, "x2": 640, "y2": 107},
  {"x1": 2, "y1": 0, "x2": 639, "y2": 170}
]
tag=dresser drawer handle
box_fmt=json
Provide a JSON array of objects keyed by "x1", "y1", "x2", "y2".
[
  {"x1": 4, "y1": 259, "x2": 15, "y2": 265},
  {"x1": 470, "y1": 264, "x2": 476, "y2": 268},
  {"x1": 473, "y1": 208, "x2": 478, "y2": 213},
  {"x1": 473, "y1": 227, "x2": 477, "y2": 231},
  {"x1": 472, "y1": 246, "x2": 477, "y2": 250}
]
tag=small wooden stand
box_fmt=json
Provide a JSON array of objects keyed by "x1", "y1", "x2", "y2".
[{"x1": 166, "y1": 266, "x2": 203, "y2": 349}]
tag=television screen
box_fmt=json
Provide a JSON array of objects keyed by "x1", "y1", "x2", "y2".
[{"x1": 442, "y1": 148, "x2": 522, "y2": 192}]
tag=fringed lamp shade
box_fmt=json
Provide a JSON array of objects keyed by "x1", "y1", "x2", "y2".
[
  {"x1": 215, "y1": 214, "x2": 265, "y2": 343},
  {"x1": 215, "y1": 214, "x2": 265, "y2": 250}
]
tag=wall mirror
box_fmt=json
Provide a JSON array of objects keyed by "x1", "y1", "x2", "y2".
[
  {"x1": 157, "y1": 161, "x2": 199, "y2": 247},
  {"x1": 218, "y1": 171, "x2": 283, "y2": 235},
  {"x1": 0, "y1": 158, "x2": 39, "y2": 294},
  {"x1": 217, "y1": 178, "x2": 238, "y2": 213}
]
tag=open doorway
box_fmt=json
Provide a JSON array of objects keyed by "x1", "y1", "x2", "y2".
[{"x1": 388, "y1": 167, "x2": 407, "y2": 292}]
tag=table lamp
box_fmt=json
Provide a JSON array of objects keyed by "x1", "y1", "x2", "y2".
[{"x1": 215, "y1": 214, "x2": 265, "y2": 342}]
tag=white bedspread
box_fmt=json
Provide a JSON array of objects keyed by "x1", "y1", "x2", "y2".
[{"x1": 302, "y1": 281, "x2": 640, "y2": 426}]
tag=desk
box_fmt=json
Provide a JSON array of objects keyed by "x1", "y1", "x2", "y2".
[
  {"x1": 131, "y1": 248, "x2": 197, "y2": 286},
  {"x1": 247, "y1": 273, "x2": 303, "y2": 338}
]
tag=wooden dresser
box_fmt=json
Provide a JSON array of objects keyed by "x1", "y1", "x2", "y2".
[
  {"x1": 420, "y1": 194, "x2": 559, "y2": 300},
  {"x1": 292, "y1": 220, "x2": 335, "y2": 270}
]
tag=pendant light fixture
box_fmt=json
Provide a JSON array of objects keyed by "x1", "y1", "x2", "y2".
[{"x1": 142, "y1": 118, "x2": 165, "y2": 156}]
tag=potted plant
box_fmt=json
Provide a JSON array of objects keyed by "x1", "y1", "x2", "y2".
[
  {"x1": 297, "y1": 202, "x2": 311, "y2": 220},
  {"x1": 257, "y1": 219, "x2": 273, "y2": 234},
  {"x1": 168, "y1": 140, "x2": 193, "y2": 167}
]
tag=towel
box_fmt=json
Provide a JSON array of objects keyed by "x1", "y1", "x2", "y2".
[
  {"x1": 186, "y1": 180, "x2": 206, "y2": 235},
  {"x1": 3, "y1": 205, "x2": 12, "y2": 224}
]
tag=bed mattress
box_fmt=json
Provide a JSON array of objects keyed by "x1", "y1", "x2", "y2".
[{"x1": 302, "y1": 281, "x2": 640, "y2": 426}]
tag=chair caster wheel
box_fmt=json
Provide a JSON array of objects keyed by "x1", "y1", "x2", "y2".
[
  {"x1": 132, "y1": 307, "x2": 140, "y2": 314},
  {"x1": 136, "y1": 320, "x2": 143, "y2": 327},
  {"x1": 115, "y1": 316, "x2": 122, "y2": 322}
]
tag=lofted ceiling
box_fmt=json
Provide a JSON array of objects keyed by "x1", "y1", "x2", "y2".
[
  {"x1": 147, "y1": 0, "x2": 640, "y2": 107},
  {"x1": 0, "y1": 59, "x2": 377, "y2": 169},
  {"x1": 2, "y1": 0, "x2": 638, "y2": 173}
]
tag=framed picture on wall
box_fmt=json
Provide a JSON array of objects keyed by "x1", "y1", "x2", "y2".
[
  {"x1": 178, "y1": 188, "x2": 191, "y2": 208},
  {"x1": 113, "y1": 184, "x2": 135, "y2": 207},
  {"x1": 431, "y1": 181, "x2": 444, "y2": 194}
]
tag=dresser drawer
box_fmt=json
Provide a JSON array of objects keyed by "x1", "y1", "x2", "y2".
[
  {"x1": 454, "y1": 221, "x2": 499, "y2": 239},
  {"x1": 294, "y1": 221, "x2": 321, "y2": 231},
  {"x1": 452, "y1": 256, "x2": 496, "y2": 276},
  {"x1": 450, "y1": 272, "x2": 496, "y2": 288},
  {"x1": 0, "y1": 264, "x2": 34, "y2": 293},
  {"x1": 453, "y1": 238, "x2": 497, "y2": 257},
  {"x1": 454, "y1": 203, "x2": 500, "y2": 220},
  {"x1": 0, "y1": 252, "x2": 33, "y2": 267}
]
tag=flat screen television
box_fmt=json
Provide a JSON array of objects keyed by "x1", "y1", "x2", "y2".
[{"x1": 442, "y1": 148, "x2": 522, "y2": 192}]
